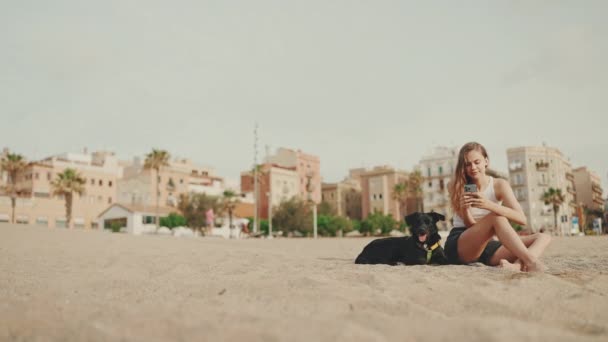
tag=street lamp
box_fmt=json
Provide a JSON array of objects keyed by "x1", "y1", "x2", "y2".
[
  {"x1": 267, "y1": 191, "x2": 273, "y2": 239},
  {"x1": 306, "y1": 171, "x2": 317, "y2": 239}
]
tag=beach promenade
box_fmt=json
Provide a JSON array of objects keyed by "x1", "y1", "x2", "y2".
[{"x1": 1, "y1": 223, "x2": 607, "y2": 341}]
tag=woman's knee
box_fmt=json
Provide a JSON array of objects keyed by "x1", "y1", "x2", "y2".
[
  {"x1": 537, "y1": 232, "x2": 551, "y2": 243},
  {"x1": 488, "y1": 214, "x2": 509, "y2": 225}
]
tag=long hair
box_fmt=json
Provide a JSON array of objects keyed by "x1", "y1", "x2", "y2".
[{"x1": 449, "y1": 142, "x2": 489, "y2": 214}]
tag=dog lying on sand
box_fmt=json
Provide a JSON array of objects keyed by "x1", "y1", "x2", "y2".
[{"x1": 355, "y1": 212, "x2": 448, "y2": 266}]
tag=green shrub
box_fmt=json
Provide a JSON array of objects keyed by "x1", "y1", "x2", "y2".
[{"x1": 159, "y1": 213, "x2": 187, "y2": 229}]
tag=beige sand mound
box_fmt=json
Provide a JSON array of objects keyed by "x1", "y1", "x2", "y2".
[{"x1": 1, "y1": 224, "x2": 607, "y2": 341}]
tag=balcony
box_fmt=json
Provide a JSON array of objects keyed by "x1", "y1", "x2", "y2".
[
  {"x1": 565, "y1": 172, "x2": 574, "y2": 182},
  {"x1": 535, "y1": 161, "x2": 549, "y2": 171},
  {"x1": 592, "y1": 183, "x2": 603, "y2": 194},
  {"x1": 540, "y1": 207, "x2": 553, "y2": 216},
  {"x1": 593, "y1": 196, "x2": 605, "y2": 205},
  {"x1": 509, "y1": 164, "x2": 523, "y2": 172},
  {"x1": 569, "y1": 200, "x2": 578, "y2": 208},
  {"x1": 566, "y1": 186, "x2": 576, "y2": 195}
]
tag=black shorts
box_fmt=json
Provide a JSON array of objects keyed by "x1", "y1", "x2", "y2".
[{"x1": 444, "y1": 227, "x2": 502, "y2": 266}]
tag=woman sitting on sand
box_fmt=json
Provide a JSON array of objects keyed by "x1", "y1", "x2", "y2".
[{"x1": 444, "y1": 142, "x2": 551, "y2": 272}]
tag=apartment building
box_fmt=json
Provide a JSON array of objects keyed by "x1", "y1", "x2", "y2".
[
  {"x1": 506, "y1": 145, "x2": 576, "y2": 234},
  {"x1": 359, "y1": 166, "x2": 410, "y2": 221},
  {"x1": 118, "y1": 157, "x2": 225, "y2": 208},
  {"x1": 419, "y1": 146, "x2": 458, "y2": 229},
  {"x1": 0, "y1": 150, "x2": 122, "y2": 228},
  {"x1": 573, "y1": 167, "x2": 605, "y2": 211},
  {"x1": 240, "y1": 163, "x2": 300, "y2": 219},
  {"x1": 266, "y1": 148, "x2": 321, "y2": 204},
  {"x1": 321, "y1": 169, "x2": 362, "y2": 220}
]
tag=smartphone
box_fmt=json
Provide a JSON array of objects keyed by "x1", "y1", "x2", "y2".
[{"x1": 464, "y1": 184, "x2": 478, "y2": 193}]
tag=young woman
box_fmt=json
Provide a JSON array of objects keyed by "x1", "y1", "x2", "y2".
[{"x1": 444, "y1": 142, "x2": 551, "y2": 272}]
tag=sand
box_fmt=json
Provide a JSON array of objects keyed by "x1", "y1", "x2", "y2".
[{"x1": 1, "y1": 223, "x2": 607, "y2": 342}]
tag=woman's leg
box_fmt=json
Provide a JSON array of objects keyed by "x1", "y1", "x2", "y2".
[
  {"x1": 457, "y1": 214, "x2": 544, "y2": 272},
  {"x1": 490, "y1": 233, "x2": 552, "y2": 270}
]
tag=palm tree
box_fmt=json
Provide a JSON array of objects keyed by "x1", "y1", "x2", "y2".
[
  {"x1": 144, "y1": 149, "x2": 170, "y2": 229},
  {"x1": 0, "y1": 153, "x2": 27, "y2": 224},
  {"x1": 541, "y1": 187, "x2": 565, "y2": 235},
  {"x1": 51, "y1": 168, "x2": 86, "y2": 228},
  {"x1": 392, "y1": 182, "x2": 408, "y2": 219},
  {"x1": 221, "y1": 190, "x2": 240, "y2": 233},
  {"x1": 408, "y1": 170, "x2": 424, "y2": 212}
]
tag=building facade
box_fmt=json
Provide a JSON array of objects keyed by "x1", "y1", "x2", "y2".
[
  {"x1": 359, "y1": 166, "x2": 409, "y2": 221},
  {"x1": 0, "y1": 150, "x2": 123, "y2": 228},
  {"x1": 240, "y1": 163, "x2": 299, "y2": 220},
  {"x1": 321, "y1": 175, "x2": 362, "y2": 220},
  {"x1": 266, "y1": 147, "x2": 321, "y2": 204},
  {"x1": 118, "y1": 157, "x2": 225, "y2": 209},
  {"x1": 572, "y1": 167, "x2": 605, "y2": 211},
  {"x1": 506, "y1": 145, "x2": 576, "y2": 235},
  {"x1": 419, "y1": 146, "x2": 458, "y2": 229}
]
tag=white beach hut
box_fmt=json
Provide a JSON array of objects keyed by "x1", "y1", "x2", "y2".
[{"x1": 97, "y1": 203, "x2": 176, "y2": 235}]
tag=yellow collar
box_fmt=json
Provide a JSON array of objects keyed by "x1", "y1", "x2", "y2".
[{"x1": 426, "y1": 242, "x2": 440, "y2": 263}]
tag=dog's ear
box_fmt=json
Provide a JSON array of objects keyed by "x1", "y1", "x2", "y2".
[
  {"x1": 428, "y1": 211, "x2": 445, "y2": 223},
  {"x1": 404, "y1": 212, "x2": 421, "y2": 227}
]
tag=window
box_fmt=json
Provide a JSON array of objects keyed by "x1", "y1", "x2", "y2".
[
  {"x1": 142, "y1": 216, "x2": 156, "y2": 224},
  {"x1": 91, "y1": 179, "x2": 95, "y2": 185},
  {"x1": 180, "y1": 179, "x2": 183, "y2": 184},
  {"x1": 427, "y1": 168, "x2": 431, "y2": 177},
  {"x1": 47, "y1": 172, "x2": 52, "y2": 180},
  {"x1": 99, "y1": 180, "x2": 103, "y2": 186},
  {"x1": 36, "y1": 217, "x2": 48, "y2": 226},
  {"x1": 379, "y1": 194, "x2": 383, "y2": 199},
  {"x1": 35, "y1": 173, "x2": 39, "y2": 180},
  {"x1": 55, "y1": 219, "x2": 67, "y2": 228},
  {"x1": 108, "y1": 181, "x2": 113, "y2": 187},
  {"x1": 428, "y1": 181, "x2": 432, "y2": 188},
  {"x1": 439, "y1": 166, "x2": 443, "y2": 175},
  {"x1": 108, "y1": 197, "x2": 112, "y2": 204}
]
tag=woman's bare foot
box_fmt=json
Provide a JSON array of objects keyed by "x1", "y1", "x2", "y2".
[
  {"x1": 522, "y1": 259, "x2": 545, "y2": 273},
  {"x1": 498, "y1": 259, "x2": 521, "y2": 272}
]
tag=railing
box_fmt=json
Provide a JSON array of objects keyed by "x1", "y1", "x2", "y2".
[
  {"x1": 509, "y1": 165, "x2": 523, "y2": 172},
  {"x1": 535, "y1": 161, "x2": 549, "y2": 171},
  {"x1": 565, "y1": 172, "x2": 574, "y2": 181}
]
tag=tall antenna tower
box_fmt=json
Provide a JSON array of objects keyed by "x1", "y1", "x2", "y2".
[{"x1": 253, "y1": 123, "x2": 259, "y2": 234}]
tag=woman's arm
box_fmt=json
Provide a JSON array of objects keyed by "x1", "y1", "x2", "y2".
[
  {"x1": 459, "y1": 198, "x2": 477, "y2": 227},
  {"x1": 470, "y1": 179, "x2": 527, "y2": 226}
]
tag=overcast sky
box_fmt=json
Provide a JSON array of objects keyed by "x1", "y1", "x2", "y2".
[{"x1": 1, "y1": 0, "x2": 607, "y2": 191}]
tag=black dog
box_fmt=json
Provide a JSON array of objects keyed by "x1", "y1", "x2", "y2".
[{"x1": 355, "y1": 212, "x2": 448, "y2": 265}]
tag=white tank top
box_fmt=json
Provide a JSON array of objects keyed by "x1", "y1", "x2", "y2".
[{"x1": 452, "y1": 177, "x2": 501, "y2": 228}]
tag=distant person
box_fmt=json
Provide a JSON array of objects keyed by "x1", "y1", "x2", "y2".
[{"x1": 445, "y1": 142, "x2": 551, "y2": 272}]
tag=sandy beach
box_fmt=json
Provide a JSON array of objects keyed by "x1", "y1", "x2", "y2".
[{"x1": 1, "y1": 224, "x2": 607, "y2": 342}]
